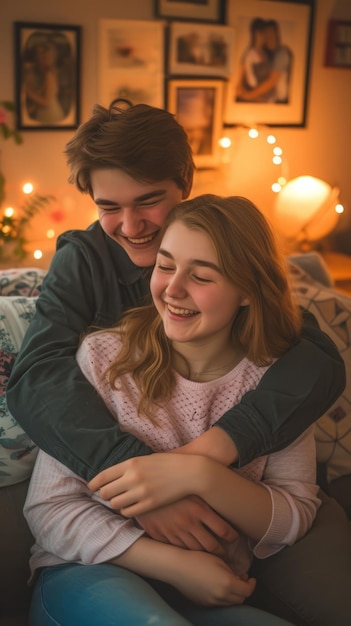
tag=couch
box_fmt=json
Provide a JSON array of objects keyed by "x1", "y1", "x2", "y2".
[{"x1": 0, "y1": 254, "x2": 350, "y2": 625}]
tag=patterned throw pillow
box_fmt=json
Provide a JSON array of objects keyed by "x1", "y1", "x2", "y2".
[
  {"x1": 289, "y1": 261, "x2": 351, "y2": 484},
  {"x1": 0, "y1": 267, "x2": 46, "y2": 297},
  {"x1": 0, "y1": 296, "x2": 39, "y2": 486}
]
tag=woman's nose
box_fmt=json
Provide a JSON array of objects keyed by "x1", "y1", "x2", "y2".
[{"x1": 166, "y1": 273, "x2": 187, "y2": 298}]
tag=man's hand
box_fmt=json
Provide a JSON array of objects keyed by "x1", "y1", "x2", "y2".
[{"x1": 136, "y1": 495, "x2": 238, "y2": 556}]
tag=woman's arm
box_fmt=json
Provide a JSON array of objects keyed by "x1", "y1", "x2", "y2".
[
  {"x1": 90, "y1": 428, "x2": 320, "y2": 552},
  {"x1": 113, "y1": 535, "x2": 256, "y2": 607},
  {"x1": 25, "y1": 450, "x2": 254, "y2": 607}
]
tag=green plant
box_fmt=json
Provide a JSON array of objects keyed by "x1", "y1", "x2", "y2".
[
  {"x1": 0, "y1": 100, "x2": 23, "y2": 206},
  {"x1": 0, "y1": 193, "x2": 55, "y2": 261},
  {"x1": 0, "y1": 100, "x2": 55, "y2": 261}
]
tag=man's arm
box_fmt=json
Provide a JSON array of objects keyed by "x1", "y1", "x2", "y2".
[
  {"x1": 6, "y1": 231, "x2": 153, "y2": 481},
  {"x1": 214, "y1": 310, "x2": 345, "y2": 467}
]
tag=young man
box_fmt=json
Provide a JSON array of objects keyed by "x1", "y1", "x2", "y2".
[{"x1": 7, "y1": 100, "x2": 349, "y2": 623}]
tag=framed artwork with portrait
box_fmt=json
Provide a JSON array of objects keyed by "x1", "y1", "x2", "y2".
[
  {"x1": 167, "y1": 78, "x2": 224, "y2": 168},
  {"x1": 14, "y1": 22, "x2": 81, "y2": 131},
  {"x1": 224, "y1": 0, "x2": 314, "y2": 127}
]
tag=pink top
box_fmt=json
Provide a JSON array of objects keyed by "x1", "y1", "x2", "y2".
[{"x1": 24, "y1": 332, "x2": 320, "y2": 579}]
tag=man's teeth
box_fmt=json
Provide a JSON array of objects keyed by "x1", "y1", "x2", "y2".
[
  {"x1": 127, "y1": 234, "x2": 154, "y2": 244},
  {"x1": 168, "y1": 305, "x2": 198, "y2": 316}
]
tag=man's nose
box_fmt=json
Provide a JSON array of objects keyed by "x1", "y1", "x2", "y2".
[{"x1": 120, "y1": 209, "x2": 143, "y2": 236}]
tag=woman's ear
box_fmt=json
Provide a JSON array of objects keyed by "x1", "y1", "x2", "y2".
[{"x1": 240, "y1": 296, "x2": 250, "y2": 307}]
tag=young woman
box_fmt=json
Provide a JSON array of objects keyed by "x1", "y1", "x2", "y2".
[{"x1": 24, "y1": 195, "x2": 320, "y2": 626}]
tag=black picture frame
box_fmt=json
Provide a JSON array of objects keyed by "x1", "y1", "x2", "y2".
[
  {"x1": 14, "y1": 21, "x2": 81, "y2": 131},
  {"x1": 225, "y1": 0, "x2": 315, "y2": 128},
  {"x1": 154, "y1": 0, "x2": 225, "y2": 24}
]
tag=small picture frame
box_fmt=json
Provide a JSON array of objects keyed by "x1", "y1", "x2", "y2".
[
  {"x1": 325, "y1": 20, "x2": 351, "y2": 68},
  {"x1": 168, "y1": 21, "x2": 234, "y2": 77},
  {"x1": 155, "y1": 0, "x2": 225, "y2": 24},
  {"x1": 14, "y1": 21, "x2": 81, "y2": 131},
  {"x1": 225, "y1": 0, "x2": 314, "y2": 127},
  {"x1": 167, "y1": 78, "x2": 224, "y2": 168},
  {"x1": 98, "y1": 19, "x2": 165, "y2": 109}
]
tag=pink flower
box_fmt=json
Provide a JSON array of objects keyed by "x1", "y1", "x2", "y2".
[{"x1": 0, "y1": 106, "x2": 8, "y2": 125}]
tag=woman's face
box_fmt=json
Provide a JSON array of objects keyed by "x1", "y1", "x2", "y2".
[{"x1": 150, "y1": 221, "x2": 248, "y2": 346}]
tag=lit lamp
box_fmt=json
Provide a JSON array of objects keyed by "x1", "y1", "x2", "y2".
[{"x1": 274, "y1": 175, "x2": 344, "y2": 251}]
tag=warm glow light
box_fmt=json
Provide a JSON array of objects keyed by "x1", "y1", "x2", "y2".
[
  {"x1": 33, "y1": 249, "x2": 43, "y2": 259},
  {"x1": 219, "y1": 136, "x2": 232, "y2": 148},
  {"x1": 278, "y1": 176, "x2": 286, "y2": 185},
  {"x1": 46, "y1": 229, "x2": 56, "y2": 239},
  {"x1": 273, "y1": 147, "x2": 283, "y2": 155},
  {"x1": 23, "y1": 182, "x2": 34, "y2": 194},
  {"x1": 272, "y1": 156, "x2": 282, "y2": 165},
  {"x1": 2, "y1": 225, "x2": 11, "y2": 234},
  {"x1": 248, "y1": 128, "x2": 259, "y2": 138},
  {"x1": 335, "y1": 203, "x2": 344, "y2": 214},
  {"x1": 274, "y1": 176, "x2": 341, "y2": 244},
  {"x1": 4, "y1": 206, "x2": 15, "y2": 217},
  {"x1": 267, "y1": 134, "x2": 276, "y2": 144},
  {"x1": 272, "y1": 182, "x2": 282, "y2": 193}
]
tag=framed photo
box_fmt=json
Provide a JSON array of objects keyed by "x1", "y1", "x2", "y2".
[
  {"x1": 155, "y1": 0, "x2": 225, "y2": 24},
  {"x1": 14, "y1": 22, "x2": 81, "y2": 130},
  {"x1": 168, "y1": 21, "x2": 234, "y2": 77},
  {"x1": 167, "y1": 78, "x2": 224, "y2": 168},
  {"x1": 224, "y1": 0, "x2": 314, "y2": 127},
  {"x1": 98, "y1": 19, "x2": 165, "y2": 109},
  {"x1": 325, "y1": 20, "x2": 351, "y2": 68}
]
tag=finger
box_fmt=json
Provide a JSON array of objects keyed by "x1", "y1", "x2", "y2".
[
  {"x1": 88, "y1": 466, "x2": 124, "y2": 492},
  {"x1": 201, "y1": 511, "x2": 239, "y2": 544}
]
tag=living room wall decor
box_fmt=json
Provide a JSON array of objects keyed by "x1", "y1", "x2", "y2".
[
  {"x1": 98, "y1": 19, "x2": 165, "y2": 109},
  {"x1": 224, "y1": 0, "x2": 314, "y2": 127},
  {"x1": 14, "y1": 22, "x2": 81, "y2": 131}
]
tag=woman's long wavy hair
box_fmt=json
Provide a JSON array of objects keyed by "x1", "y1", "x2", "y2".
[{"x1": 101, "y1": 194, "x2": 302, "y2": 420}]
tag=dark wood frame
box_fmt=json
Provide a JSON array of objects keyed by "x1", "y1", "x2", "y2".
[
  {"x1": 14, "y1": 21, "x2": 81, "y2": 131},
  {"x1": 154, "y1": 0, "x2": 225, "y2": 24},
  {"x1": 325, "y1": 20, "x2": 351, "y2": 68}
]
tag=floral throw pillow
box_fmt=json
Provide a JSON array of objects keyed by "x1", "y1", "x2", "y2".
[{"x1": 0, "y1": 296, "x2": 39, "y2": 486}]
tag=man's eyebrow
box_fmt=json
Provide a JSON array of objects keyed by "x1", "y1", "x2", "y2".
[
  {"x1": 158, "y1": 248, "x2": 221, "y2": 272},
  {"x1": 95, "y1": 189, "x2": 167, "y2": 206}
]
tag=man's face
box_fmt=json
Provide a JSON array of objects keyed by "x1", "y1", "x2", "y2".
[{"x1": 91, "y1": 168, "x2": 186, "y2": 267}]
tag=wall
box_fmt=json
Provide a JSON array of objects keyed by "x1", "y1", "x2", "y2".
[{"x1": 0, "y1": 0, "x2": 350, "y2": 267}]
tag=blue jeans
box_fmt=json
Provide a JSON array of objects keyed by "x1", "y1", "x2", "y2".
[{"x1": 29, "y1": 563, "x2": 294, "y2": 626}]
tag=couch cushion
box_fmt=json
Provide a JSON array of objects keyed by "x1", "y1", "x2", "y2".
[
  {"x1": 0, "y1": 297, "x2": 38, "y2": 487},
  {"x1": 289, "y1": 260, "x2": 351, "y2": 484},
  {"x1": 0, "y1": 268, "x2": 46, "y2": 297}
]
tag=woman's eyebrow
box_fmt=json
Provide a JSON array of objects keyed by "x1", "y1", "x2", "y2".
[{"x1": 157, "y1": 249, "x2": 221, "y2": 272}]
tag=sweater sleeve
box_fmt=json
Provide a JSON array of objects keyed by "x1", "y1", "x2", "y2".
[
  {"x1": 215, "y1": 310, "x2": 345, "y2": 467},
  {"x1": 6, "y1": 234, "x2": 153, "y2": 482},
  {"x1": 24, "y1": 450, "x2": 145, "y2": 567},
  {"x1": 251, "y1": 426, "x2": 321, "y2": 559}
]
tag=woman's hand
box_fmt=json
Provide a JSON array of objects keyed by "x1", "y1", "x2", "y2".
[
  {"x1": 170, "y1": 549, "x2": 256, "y2": 606},
  {"x1": 88, "y1": 453, "x2": 204, "y2": 516}
]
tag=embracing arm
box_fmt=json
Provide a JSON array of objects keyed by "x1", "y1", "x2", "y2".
[
  {"x1": 6, "y1": 231, "x2": 152, "y2": 481},
  {"x1": 25, "y1": 451, "x2": 254, "y2": 607},
  {"x1": 91, "y1": 427, "x2": 320, "y2": 554},
  {"x1": 188, "y1": 311, "x2": 345, "y2": 467}
]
